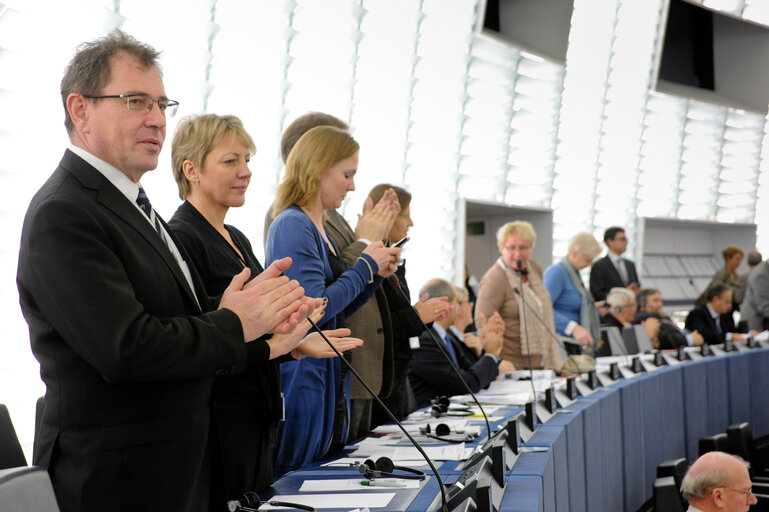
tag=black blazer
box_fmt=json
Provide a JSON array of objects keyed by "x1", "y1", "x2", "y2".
[
  {"x1": 169, "y1": 201, "x2": 281, "y2": 500},
  {"x1": 409, "y1": 325, "x2": 498, "y2": 409},
  {"x1": 589, "y1": 255, "x2": 639, "y2": 301},
  {"x1": 684, "y1": 303, "x2": 737, "y2": 345},
  {"x1": 17, "y1": 151, "x2": 263, "y2": 512}
]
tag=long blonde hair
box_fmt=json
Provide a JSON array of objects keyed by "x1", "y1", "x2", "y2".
[{"x1": 272, "y1": 125, "x2": 359, "y2": 218}]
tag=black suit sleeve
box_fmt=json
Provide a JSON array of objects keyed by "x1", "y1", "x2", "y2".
[
  {"x1": 19, "y1": 194, "x2": 247, "y2": 383},
  {"x1": 589, "y1": 259, "x2": 612, "y2": 302},
  {"x1": 684, "y1": 306, "x2": 724, "y2": 345},
  {"x1": 409, "y1": 331, "x2": 498, "y2": 400}
]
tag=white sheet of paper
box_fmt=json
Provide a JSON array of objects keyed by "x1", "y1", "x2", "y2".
[
  {"x1": 260, "y1": 493, "x2": 394, "y2": 510},
  {"x1": 321, "y1": 457, "x2": 428, "y2": 468},
  {"x1": 299, "y1": 478, "x2": 421, "y2": 492},
  {"x1": 350, "y1": 444, "x2": 469, "y2": 461}
]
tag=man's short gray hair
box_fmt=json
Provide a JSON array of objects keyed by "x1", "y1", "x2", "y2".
[
  {"x1": 606, "y1": 287, "x2": 635, "y2": 308},
  {"x1": 680, "y1": 455, "x2": 750, "y2": 500},
  {"x1": 419, "y1": 279, "x2": 455, "y2": 302}
]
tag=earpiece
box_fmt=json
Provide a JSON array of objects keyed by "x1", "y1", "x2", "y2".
[
  {"x1": 227, "y1": 491, "x2": 316, "y2": 512},
  {"x1": 419, "y1": 422, "x2": 473, "y2": 443}
]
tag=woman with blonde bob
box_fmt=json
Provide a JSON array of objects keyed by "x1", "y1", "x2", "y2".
[
  {"x1": 543, "y1": 232, "x2": 603, "y2": 354},
  {"x1": 266, "y1": 125, "x2": 401, "y2": 474},
  {"x1": 167, "y1": 114, "x2": 362, "y2": 506},
  {"x1": 475, "y1": 221, "x2": 563, "y2": 370}
]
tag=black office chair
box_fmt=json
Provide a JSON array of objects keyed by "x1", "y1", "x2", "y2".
[
  {"x1": 698, "y1": 433, "x2": 730, "y2": 456},
  {"x1": 727, "y1": 423, "x2": 769, "y2": 478},
  {"x1": 653, "y1": 476, "x2": 685, "y2": 512},
  {"x1": 656, "y1": 458, "x2": 687, "y2": 510},
  {"x1": 0, "y1": 404, "x2": 27, "y2": 470}
]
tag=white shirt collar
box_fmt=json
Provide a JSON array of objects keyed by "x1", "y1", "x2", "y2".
[
  {"x1": 69, "y1": 144, "x2": 143, "y2": 207},
  {"x1": 432, "y1": 322, "x2": 448, "y2": 340},
  {"x1": 449, "y1": 325, "x2": 464, "y2": 341},
  {"x1": 608, "y1": 251, "x2": 623, "y2": 264},
  {"x1": 706, "y1": 303, "x2": 719, "y2": 319}
]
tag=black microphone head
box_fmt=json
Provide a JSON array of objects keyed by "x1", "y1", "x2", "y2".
[
  {"x1": 516, "y1": 258, "x2": 523, "y2": 269},
  {"x1": 388, "y1": 274, "x2": 400, "y2": 286}
]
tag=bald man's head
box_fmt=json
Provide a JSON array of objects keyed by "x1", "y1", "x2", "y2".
[{"x1": 681, "y1": 451, "x2": 756, "y2": 511}]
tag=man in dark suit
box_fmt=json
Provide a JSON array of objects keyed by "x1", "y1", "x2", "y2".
[
  {"x1": 409, "y1": 279, "x2": 504, "y2": 409},
  {"x1": 633, "y1": 288, "x2": 704, "y2": 349},
  {"x1": 589, "y1": 226, "x2": 640, "y2": 302},
  {"x1": 16, "y1": 31, "x2": 315, "y2": 512},
  {"x1": 685, "y1": 284, "x2": 749, "y2": 345}
]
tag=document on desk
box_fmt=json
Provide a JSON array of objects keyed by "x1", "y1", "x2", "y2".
[
  {"x1": 260, "y1": 493, "x2": 395, "y2": 509},
  {"x1": 371, "y1": 418, "x2": 470, "y2": 435},
  {"x1": 299, "y1": 478, "x2": 421, "y2": 492},
  {"x1": 350, "y1": 444, "x2": 470, "y2": 461}
]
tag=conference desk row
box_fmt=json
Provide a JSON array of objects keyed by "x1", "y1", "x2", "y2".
[{"x1": 266, "y1": 347, "x2": 769, "y2": 512}]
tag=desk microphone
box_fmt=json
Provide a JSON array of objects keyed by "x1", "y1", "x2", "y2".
[
  {"x1": 514, "y1": 259, "x2": 537, "y2": 401},
  {"x1": 306, "y1": 318, "x2": 448, "y2": 512},
  {"x1": 388, "y1": 274, "x2": 492, "y2": 441}
]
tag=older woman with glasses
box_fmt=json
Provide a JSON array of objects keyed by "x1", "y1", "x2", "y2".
[
  {"x1": 543, "y1": 232, "x2": 603, "y2": 355},
  {"x1": 167, "y1": 114, "x2": 362, "y2": 507},
  {"x1": 475, "y1": 221, "x2": 562, "y2": 371}
]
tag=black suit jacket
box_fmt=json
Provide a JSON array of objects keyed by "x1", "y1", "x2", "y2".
[
  {"x1": 408, "y1": 325, "x2": 498, "y2": 409},
  {"x1": 589, "y1": 255, "x2": 639, "y2": 301},
  {"x1": 17, "y1": 150, "x2": 262, "y2": 512},
  {"x1": 684, "y1": 303, "x2": 736, "y2": 345}
]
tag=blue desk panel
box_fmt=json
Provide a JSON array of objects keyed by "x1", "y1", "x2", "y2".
[{"x1": 266, "y1": 348, "x2": 769, "y2": 512}]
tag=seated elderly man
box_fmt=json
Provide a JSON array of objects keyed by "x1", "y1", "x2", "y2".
[
  {"x1": 685, "y1": 284, "x2": 752, "y2": 345},
  {"x1": 633, "y1": 288, "x2": 704, "y2": 349},
  {"x1": 680, "y1": 451, "x2": 757, "y2": 511},
  {"x1": 409, "y1": 278, "x2": 506, "y2": 409},
  {"x1": 601, "y1": 288, "x2": 659, "y2": 351}
]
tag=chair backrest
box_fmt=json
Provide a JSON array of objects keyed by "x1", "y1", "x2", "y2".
[
  {"x1": 654, "y1": 476, "x2": 685, "y2": 512},
  {"x1": 600, "y1": 326, "x2": 627, "y2": 356},
  {"x1": 699, "y1": 433, "x2": 730, "y2": 456},
  {"x1": 622, "y1": 325, "x2": 640, "y2": 354},
  {"x1": 632, "y1": 324, "x2": 655, "y2": 353},
  {"x1": 656, "y1": 458, "x2": 688, "y2": 510},
  {"x1": 0, "y1": 466, "x2": 60, "y2": 512},
  {"x1": 727, "y1": 423, "x2": 759, "y2": 469},
  {"x1": 0, "y1": 404, "x2": 27, "y2": 470}
]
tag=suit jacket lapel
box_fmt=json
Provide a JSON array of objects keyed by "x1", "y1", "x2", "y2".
[{"x1": 62, "y1": 151, "x2": 202, "y2": 311}]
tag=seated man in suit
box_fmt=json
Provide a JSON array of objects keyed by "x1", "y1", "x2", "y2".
[
  {"x1": 589, "y1": 226, "x2": 640, "y2": 302},
  {"x1": 601, "y1": 287, "x2": 659, "y2": 343},
  {"x1": 685, "y1": 284, "x2": 751, "y2": 345},
  {"x1": 680, "y1": 451, "x2": 757, "y2": 511},
  {"x1": 633, "y1": 288, "x2": 703, "y2": 349},
  {"x1": 409, "y1": 279, "x2": 506, "y2": 409}
]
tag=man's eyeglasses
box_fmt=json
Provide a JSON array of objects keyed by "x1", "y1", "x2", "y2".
[
  {"x1": 84, "y1": 94, "x2": 179, "y2": 117},
  {"x1": 721, "y1": 486, "x2": 753, "y2": 497}
]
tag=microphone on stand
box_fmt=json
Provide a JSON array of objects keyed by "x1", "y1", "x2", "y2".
[
  {"x1": 388, "y1": 274, "x2": 492, "y2": 441},
  {"x1": 511, "y1": 287, "x2": 589, "y2": 375},
  {"x1": 306, "y1": 318, "x2": 449, "y2": 512},
  {"x1": 514, "y1": 259, "x2": 537, "y2": 401}
]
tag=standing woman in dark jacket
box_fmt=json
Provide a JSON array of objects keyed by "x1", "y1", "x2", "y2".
[
  {"x1": 167, "y1": 114, "x2": 362, "y2": 508},
  {"x1": 367, "y1": 184, "x2": 450, "y2": 424}
]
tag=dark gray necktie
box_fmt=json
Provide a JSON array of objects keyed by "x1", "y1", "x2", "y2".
[{"x1": 136, "y1": 187, "x2": 167, "y2": 243}]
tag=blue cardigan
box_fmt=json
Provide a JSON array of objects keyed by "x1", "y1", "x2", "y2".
[
  {"x1": 265, "y1": 205, "x2": 381, "y2": 474},
  {"x1": 543, "y1": 261, "x2": 583, "y2": 336}
]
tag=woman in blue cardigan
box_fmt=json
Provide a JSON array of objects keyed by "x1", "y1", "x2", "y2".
[
  {"x1": 543, "y1": 232, "x2": 603, "y2": 354},
  {"x1": 266, "y1": 125, "x2": 401, "y2": 474}
]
